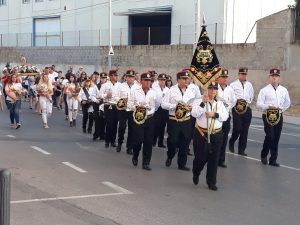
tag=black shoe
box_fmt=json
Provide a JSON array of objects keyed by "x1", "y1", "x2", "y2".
[
  {"x1": 100, "y1": 136, "x2": 105, "y2": 140},
  {"x1": 187, "y1": 151, "x2": 193, "y2": 156},
  {"x1": 261, "y1": 157, "x2": 268, "y2": 165},
  {"x1": 165, "y1": 158, "x2": 172, "y2": 167},
  {"x1": 238, "y1": 152, "x2": 247, "y2": 156},
  {"x1": 126, "y1": 148, "x2": 133, "y2": 155},
  {"x1": 73, "y1": 120, "x2": 76, "y2": 127},
  {"x1": 208, "y1": 184, "x2": 218, "y2": 191},
  {"x1": 158, "y1": 144, "x2": 166, "y2": 148},
  {"x1": 218, "y1": 163, "x2": 227, "y2": 168},
  {"x1": 193, "y1": 175, "x2": 199, "y2": 185},
  {"x1": 229, "y1": 143, "x2": 234, "y2": 153},
  {"x1": 111, "y1": 143, "x2": 117, "y2": 147},
  {"x1": 142, "y1": 165, "x2": 152, "y2": 171},
  {"x1": 269, "y1": 161, "x2": 280, "y2": 167},
  {"x1": 83, "y1": 128, "x2": 87, "y2": 133},
  {"x1": 178, "y1": 166, "x2": 190, "y2": 171},
  {"x1": 132, "y1": 157, "x2": 138, "y2": 166},
  {"x1": 105, "y1": 143, "x2": 109, "y2": 148},
  {"x1": 116, "y1": 145, "x2": 122, "y2": 152},
  {"x1": 87, "y1": 129, "x2": 92, "y2": 134},
  {"x1": 69, "y1": 122, "x2": 73, "y2": 127},
  {"x1": 92, "y1": 136, "x2": 98, "y2": 141}
]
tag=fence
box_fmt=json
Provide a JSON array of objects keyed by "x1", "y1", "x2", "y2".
[{"x1": 0, "y1": 23, "x2": 230, "y2": 47}]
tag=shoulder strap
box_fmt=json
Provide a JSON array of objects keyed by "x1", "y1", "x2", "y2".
[{"x1": 82, "y1": 87, "x2": 90, "y2": 99}]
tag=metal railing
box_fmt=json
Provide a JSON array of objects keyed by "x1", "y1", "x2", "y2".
[{"x1": 0, "y1": 24, "x2": 226, "y2": 47}]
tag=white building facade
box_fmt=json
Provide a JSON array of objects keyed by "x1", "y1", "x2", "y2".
[{"x1": 0, "y1": 0, "x2": 294, "y2": 46}]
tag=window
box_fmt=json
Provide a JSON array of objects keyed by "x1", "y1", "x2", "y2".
[
  {"x1": 0, "y1": 0, "x2": 7, "y2": 6},
  {"x1": 23, "y1": 0, "x2": 30, "y2": 3},
  {"x1": 35, "y1": 0, "x2": 43, "y2": 2}
]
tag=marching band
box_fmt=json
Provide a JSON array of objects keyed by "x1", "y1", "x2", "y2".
[{"x1": 0, "y1": 65, "x2": 291, "y2": 191}]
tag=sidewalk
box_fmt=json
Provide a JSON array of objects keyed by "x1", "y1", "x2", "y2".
[{"x1": 252, "y1": 110, "x2": 300, "y2": 126}]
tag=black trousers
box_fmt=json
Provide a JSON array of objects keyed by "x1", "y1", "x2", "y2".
[
  {"x1": 219, "y1": 116, "x2": 231, "y2": 164},
  {"x1": 261, "y1": 114, "x2": 283, "y2": 163},
  {"x1": 117, "y1": 110, "x2": 133, "y2": 149},
  {"x1": 132, "y1": 116, "x2": 155, "y2": 166},
  {"x1": 193, "y1": 129, "x2": 223, "y2": 186},
  {"x1": 167, "y1": 119, "x2": 191, "y2": 167},
  {"x1": 82, "y1": 104, "x2": 93, "y2": 131},
  {"x1": 229, "y1": 107, "x2": 252, "y2": 153},
  {"x1": 93, "y1": 103, "x2": 106, "y2": 139},
  {"x1": 104, "y1": 105, "x2": 118, "y2": 144},
  {"x1": 153, "y1": 107, "x2": 168, "y2": 146}
]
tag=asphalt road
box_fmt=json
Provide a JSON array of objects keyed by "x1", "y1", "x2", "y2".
[{"x1": 0, "y1": 104, "x2": 300, "y2": 225}]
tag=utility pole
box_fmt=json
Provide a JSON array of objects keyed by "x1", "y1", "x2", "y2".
[{"x1": 108, "y1": 0, "x2": 112, "y2": 70}]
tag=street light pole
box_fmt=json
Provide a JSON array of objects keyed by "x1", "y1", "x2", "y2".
[{"x1": 108, "y1": 0, "x2": 112, "y2": 70}]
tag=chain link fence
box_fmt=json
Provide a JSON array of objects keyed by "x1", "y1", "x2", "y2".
[{"x1": 0, "y1": 23, "x2": 226, "y2": 47}]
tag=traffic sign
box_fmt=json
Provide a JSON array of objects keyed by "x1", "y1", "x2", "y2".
[{"x1": 108, "y1": 46, "x2": 114, "y2": 56}]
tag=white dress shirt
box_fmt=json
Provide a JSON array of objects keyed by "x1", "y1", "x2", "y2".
[
  {"x1": 191, "y1": 99, "x2": 229, "y2": 129},
  {"x1": 188, "y1": 82, "x2": 201, "y2": 99},
  {"x1": 230, "y1": 79, "x2": 254, "y2": 104},
  {"x1": 161, "y1": 84, "x2": 196, "y2": 117},
  {"x1": 99, "y1": 81, "x2": 121, "y2": 104},
  {"x1": 218, "y1": 84, "x2": 237, "y2": 113},
  {"x1": 117, "y1": 82, "x2": 135, "y2": 111},
  {"x1": 78, "y1": 87, "x2": 94, "y2": 112},
  {"x1": 257, "y1": 84, "x2": 291, "y2": 112},
  {"x1": 127, "y1": 86, "x2": 156, "y2": 116},
  {"x1": 152, "y1": 84, "x2": 169, "y2": 111}
]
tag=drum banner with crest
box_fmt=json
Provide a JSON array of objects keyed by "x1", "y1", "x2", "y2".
[
  {"x1": 190, "y1": 25, "x2": 221, "y2": 90},
  {"x1": 266, "y1": 108, "x2": 281, "y2": 126},
  {"x1": 175, "y1": 101, "x2": 189, "y2": 122},
  {"x1": 116, "y1": 98, "x2": 127, "y2": 110},
  {"x1": 234, "y1": 99, "x2": 248, "y2": 114},
  {"x1": 133, "y1": 107, "x2": 147, "y2": 125}
]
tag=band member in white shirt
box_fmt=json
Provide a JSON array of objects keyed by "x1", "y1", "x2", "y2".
[
  {"x1": 191, "y1": 82, "x2": 229, "y2": 191},
  {"x1": 99, "y1": 69, "x2": 121, "y2": 148},
  {"x1": 78, "y1": 78, "x2": 94, "y2": 134},
  {"x1": 152, "y1": 73, "x2": 169, "y2": 148},
  {"x1": 128, "y1": 72, "x2": 156, "y2": 171},
  {"x1": 91, "y1": 72, "x2": 107, "y2": 141},
  {"x1": 161, "y1": 71, "x2": 196, "y2": 171},
  {"x1": 116, "y1": 69, "x2": 136, "y2": 154},
  {"x1": 257, "y1": 68, "x2": 291, "y2": 167},
  {"x1": 217, "y1": 69, "x2": 237, "y2": 168},
  {"x1": 229, "y1": 67, "x2": 254, "y2": 156}
]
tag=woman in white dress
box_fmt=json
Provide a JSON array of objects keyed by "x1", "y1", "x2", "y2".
[{"x1": 65, "y1": 74, "x2": 80, "y2": 127}]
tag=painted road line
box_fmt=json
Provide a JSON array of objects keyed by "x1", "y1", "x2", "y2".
[
  {"x1": 62, "y1": 162, "x2": 87, "y2": 173},
  {"x1": 11, "y1": 192, "x2": 124, "y2": 204},
  {"x1": 248, "y1": 139, "x2": 261, "y2": 143},
  {"x1": 102, "y1": 181, "x2": 134, "y2": 194},
  {"x1": 75, "y1": 142, "x2": 90, "y2": 150},
  {"x1": 31, "y1": 146, "x2": 51, "y2": 155},
  {"x1": 6, "y1": 135, "x2": 16, "y2": 138},
  {"x1": 226, "y1": 152, "x2": 300, "y2": 171},
  {"x1": 250, "y1": 127, "x2": 300, "y2": 138}
]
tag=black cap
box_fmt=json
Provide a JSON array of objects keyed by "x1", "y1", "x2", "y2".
[
  {"x1": 158, "y1": 73, "x2": 167, "y2": 80},
  {"x1": 149, "y1": 70, "x2": 158, "y2": 77},
  {"x1": 140, "y1": 72, "x2": 152, "y2": 80},
  {"x1": 239, "y1": 67, "x2": 248, "y2": 75},
  {"x1": 100, "y1": 72, "x2": 108, "y2": 78},
  {"x1": 176, "y1": 71, "x2": 189, "y2": 79},
  {"x1": 126, "y1": 69, "x2": 136, "y2": 76},
  {"x1": 208, "y1": 82, "x2": 218, "y2": 90},
  {"x1": 220, "y1": 68, "x2": 229, "y2": 77},
  {"x1": 270, "y1": 68, "x2": 280, "y2": 76},
  {"x1": 109, "y1": 69, "x2": 118, "y2": 76},
  {"x1": 93, "y1": 71, "x2": 100, "y2": 76},
  {"x1": 166, "y1": 75, "x2": 172, "y2": 81}
]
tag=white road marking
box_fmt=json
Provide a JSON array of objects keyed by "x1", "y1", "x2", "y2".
[
  {"x1": 250, "y1": 125, "x2": 264, "y2": 128},
  {"x1": 248, "y1": 139, "x2": 261, "y2": 143},
  {"x1": 75, "y1": 142, "x2": 90, "y2": 150},
  {"x1": 6, "y1": 135, "x2": 16, "y2": 138},
  {"x1": 62, "y1": 162, "x2": 87, "y2": 173},
  {"x1": 31, "y1": 146, "x2": 51, "y2": 155},
  {"x1": 102, "y1": 181, "x2": 134, "y2": 194},
  {"x1": 226, "y1": 152, "x2": 300, "y2": 171},
  {"x1": 11, "y1": 192, "x2": 125, "y2": 204}
]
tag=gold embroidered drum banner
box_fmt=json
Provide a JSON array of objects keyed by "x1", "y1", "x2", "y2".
[{"x1": 266, "y1": 108, "x2": 281, "y2": 126}]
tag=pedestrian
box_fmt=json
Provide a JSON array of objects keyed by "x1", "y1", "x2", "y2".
[
  {"x1": 256, "y1": 68, "x2": 291, "y2": 167},
  {"x1": 128, "y1": 72, "x2": 156, "y2": 170},
  {"x1": 37, "y1": 73, "x2": 53, "y2": 129},
  {"x1": 65, "y1": 74, "x2": 79, "y2": 127},
  {"x1": 217, "y1": 69, "x2": 237, "y2": 168},
  {"x1": 78, "y1": 78, "x2": 94, "y2": 133},
  {"x1": 229, "y1": 67, "x2": 254, "y2": 156},
  {"x1": 191, "y1": 82, "x2": 229, "y2": 191},
  {"x1": 161, "y1": 71, "x2": 195, "y2": 171},
  {"x1": 5, "y1": 74, "x2": 26, "y2": 129}
]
